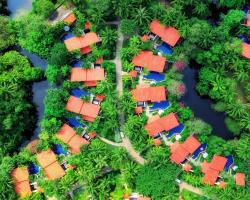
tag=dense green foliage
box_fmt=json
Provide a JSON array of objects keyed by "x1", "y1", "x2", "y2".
[{"x1": 0, "y1": 16, "x2": 16, "y2": 51}]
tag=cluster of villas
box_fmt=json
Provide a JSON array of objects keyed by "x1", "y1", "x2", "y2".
[
  {"x1": 10, "y1": 12, "x2": 248, "y2": 199},
  {"x1": 11, "y1": 12, "x2": 106, "y2": 198},
  {"x1": 129, "y1": 19, "x2": 247, "y2": 189}
]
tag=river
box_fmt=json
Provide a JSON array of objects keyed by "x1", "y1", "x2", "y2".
[
  {"x1": 8, "y1": 0, "x2": 51, "y2": 141},
  {"x1": 181, "y1": 66, "x2": 233, "y2": 140}
]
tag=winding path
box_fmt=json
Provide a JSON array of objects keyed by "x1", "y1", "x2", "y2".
[{"x1": 100, "y1": 22, "x2": 146, "y2": 165}]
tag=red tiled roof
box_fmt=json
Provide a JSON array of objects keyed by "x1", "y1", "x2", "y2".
[
  {"x1": 80, "y1": 102, "x2": 100, "y2": 119},
  {"x1": 135, "y1": 106, "x2": 143, "y2": 114},
  {"x1": 150, "y1": 20, "x2": 181, "y2": 46},
  {"x1": 95, "y1": 94, "x2": 105, "y2": 101},
  {"x1": 132, "y1": 85, "x2": 166, "y2": 102},
  {"x1": 201, "y1": 161, "x2": 211, "y2": 174},
  {"x1": 170, "y1": 141, "x2": 180, "y2": 153},
  {"x1": 64, "y1": 32, "x2": 100, "y2": 52},
  {"x1": 85, "y1": 21, "x2": 92, "y2": 29},
  {"x1": 132, "y1": 51, "x2": 166, "y2": 73},
  {"x1": 25, "y1": 139, "x2": 40, "y2": 153},
  {"x1": 88, "y1": 132, "x2": 97, "y2": 138},
  {"x1": 170, "y1": 145, "x2": 189, "y2": 164},
  {"x1": 141, "y1": 34, "x2": 150, "y2": 42},
  {"x1": 219, "y1": 181, "x2": 226, "y2": 189},
  {"x1": 95, "y1": 57, "x2": 103, "y2": 65},
  {"x1": 70, "y1": 68, "x2": 105, "y2": 82},
  {"x1": 235, "y1": 173, "x2": 245, "y2": 186},
  {"x1": 242, "y1": 42, "x2": 250, "y2": 59},
  {"x1": 203, "y1": 168, "x2": 219, "y2": 185},
  {"x1": 83, "y1": 115, "x2": 95, "y2": 122},
  {"x1": 246, "y1": 14, "x2": 250, "y2": 26},
  {"x1": 80, "y1": 46, "x2": 92, "y2": 55},
  {"x1": 183, "y1": 163, "x2": 192, "y2": 172},
  {"x1": 147, "y1": 115, "x2": 160, "y2": 123},
  {"x1": 36, "y1": 150, "x2": 65, "y2": 180},
  {"x1": 68, "y1": 134, "x2": 89, "y2": 154},
  {"x1": 66, "y1": 95, "x2": 84, "y2": 114},
  {"x1": 129, "y1": 70, "x2": 138, "y2": 78},
  {"x1": 209, "y1": 155, "x2": 227, "y2": 171},
  {"x1": 153, "y1": 138, "x2": 162, "y2": 146},
  {"x1": 85, "y1": 81, "x2": 97, "y2": 87},
  {"x1": 63, "y1": 13, "x2": 76, "y2": 24},
  {"x1": 55, "y1": 124, "x2": 76, "y2": 144},
  {"x1": 182, "y1": 136, "x2": 201, "y2": 154},
  {"x1": 144, "y1": 113, "x2": 179, "y2": 136}
]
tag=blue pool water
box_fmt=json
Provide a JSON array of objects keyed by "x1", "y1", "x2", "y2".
[
  {"x1": 192, "y1": 143, "x2": 207, "y2": 159},
  {"x1": 71, "y1": 59, "x2": 84, "y2": 68},
  {"x1": 61, "y1": 32, "x2": 74, "y2": 42},
  {"x1": 67, "y1": 117, "x2": 86, "y2": 128},
  {"x1": 224, "y1": 155, "x2": 234, "y2": 172},
  {"x1": 144, "y1": 72, "x2": 165, "y2": 82},
  {"x1": 150, "y1": 100, "x2": 170, "y2": 111},
  {"x1": 166, "y1": 124, "x2": 184, "y2": 138},
  {"x1": 71, "y1": 89, "x2": 89, "y2": 98},
  {"x1": 239, "y1": 35, "x2": 250, "y2": 44},
  {"x1": 28, "y1": 163, "x2": 40, "y2": 174},
  {"x1": 52, "y1": 144, "x2": 68, "y2": 155},
  {"x1": 156, "y1": 42, "x2": 173, "y2": 55}
]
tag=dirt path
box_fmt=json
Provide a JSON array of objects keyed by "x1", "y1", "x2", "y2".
[
  {"x1": 100, "y1": 22, "x2": 146, "y2": 165},
  {"x1": 179, "y1": 181, "x2": 203, "y2": 196}
]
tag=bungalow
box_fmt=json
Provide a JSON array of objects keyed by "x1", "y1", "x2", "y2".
[
  {"x1": 241, "y1": 13, "x2": 250, "y2": 26},
  {"x1": 64, "y1": 32, "x2": 101, "y2": 54},
  {"x1": 144, "y1": 112, "x2": 179, "y2": 137},
  {"x1": 201, "y1": 155, "x2": 228, "y2": 185},
  {"x1": 70, "y1": 68, "x2": 105, "y2": 87},
  {"x1": 36, "y1": 150, "x2": 66, "y2": 180},
  {"x1": 170, "y1": 136, "x2": 201, "y2": 164},
  {"x1": 63, "y1": 13, "x2": 76, "y2": 25},
  {"x1": 242, "y1": 42, "x2": 250, "y2": 59},
  {"x1": 132, "y1": 51, "x2": 167, "y2": 73},
  {"x1": 11, "y1": 167, "x2": 32, "y2": 198},
  {"x1": 149, "y1": 20, "x2": 181, "y2": 47},
  {"x1": 55, "y1": 124, "x2": 89, "y2": 154},
  {"x1": 235, "y1": 173, "x2": 246, "y2": 186},
  {"x1": 65, "y1": 95, "x2": 100, "y2": 122},
  {"x1": 132, "y1": 84, "x2": 166, "y2": 106}
]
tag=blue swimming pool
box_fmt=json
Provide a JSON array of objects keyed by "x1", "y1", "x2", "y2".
[
  {"x1": 71, "y1": 59, "x2": 84, "y2": 68},
  {"x1": 28, "y1": 163, "x2": 40, "y2": 174},
  {"x1": 192, "y1": 143, "x2": 207, "y2": 159},
  {"x1": 61, "y1": 32, "x2": 74, "y2": 42},
  {"x1": 52, "y1": 144, "x2": 68, "y2": 155},
  {"x1": 166, "y1": 124, "x2": 184, "y2": 138},
  {"x1": 144, "y1": 72, "x2": 165, "y2": 82},
  {"x1": 224, "y1": 155, "x2": 234, "y2": 172},
  {"x1": 71, "y1": 89, "x2": 89, "y2": 98},
  {"x1": 150, "y1": 100, "x2": 170, "y2": 111},
  {"x1": 239, "y1": 35, "x2": 250, "y2": 44},
  {"x1": 67, "y1": 117, "x2": 86, "y2": 128},
  {"x1": 156, "y1": 42, "x2": 173, "y2": 55}
]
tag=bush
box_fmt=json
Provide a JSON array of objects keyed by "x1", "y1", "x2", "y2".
[
  {"x1": 225, "y1": 117, "x2": 241, "y2": 136},
  {"x1": 32, "y1": 0, "x2": 54, "y2": 18},
  {"x1": 120, "y1": 19, "x2": 136, "y2": 37}
]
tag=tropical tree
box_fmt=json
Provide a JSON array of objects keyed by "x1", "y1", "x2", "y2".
[{"x1": 131, "y1": 6, "x2": 151, "y2": 27}]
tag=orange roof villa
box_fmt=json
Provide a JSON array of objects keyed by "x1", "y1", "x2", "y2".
[
  {"x1": 132, "y1": 51, "x2": 167, "y2": 73},
  {"x1": 150, "y1": 20, "x2": 181, "y2": 47},
  {"x1": 144, "y1": 112, "x2": 179, "y2": 137},
  {"x1": 131, "y1": 84, "x2": 166, "y2": 103},
  {"x1": 55, "y1": 124, "x2": 89, "y2": 154},
  {"x1": 170, "y1": 136, "x2": 201, "y2": 164},
  {"x1": 70, "y1": 68, "x2": 105, "y2": 86},
  {"x1": 63, "y1": 12, "x2": 76, "y2": 24},
  {"x1": 242, "y1": 42, "x2": 250, "y2": 59},
  {"x1": 64, "y1": 32, "x2": 101, "y2": 53},
  {"x1": 66, "y1": 95, "x2": 100, "y2": 122},
  {"x1": 36, "y1": 150, "x2": 65, "y2": 180},
  {"x1": 11, "y1": 167, "x2": 32, "y2": 198}
]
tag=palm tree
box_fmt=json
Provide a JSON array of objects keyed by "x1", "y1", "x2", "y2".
[
  {"x1": 132, "y1": 6, "x2": 151, "y2": 26},
  {"x1": 100, "y1": 27, "x2": 118, "y2": 46},
  {"x1": 233, "y1": 70, "x2": 249, "y2": 82},
  {"x1": 226, "y1": 102, "x2": 246, "y2": 118},
  {"x1": 240, "y1": 113, "x2": 250, "y2": 131}
]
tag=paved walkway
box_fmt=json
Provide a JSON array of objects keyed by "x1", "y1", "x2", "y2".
[
  {"x1": 100, "y1": 22, "x2": 146, "y2": 165},
  {"x1": 179, "y1": 181, "x2": 203, "y2": 196}
]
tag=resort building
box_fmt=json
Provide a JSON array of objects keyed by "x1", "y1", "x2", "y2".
[
  {"x1": 70, "y1": 68, "x2": 105, "y2": 87},
  {"x1": 235, "y1": 173, "x2": 246, "y2": 186},
  {"x1": 149, "y1": 20, "x2": 181, "y2": 47},
  {"x1": 36, "y1": 150, "x2": 66, "y2": 180},
  {"x1": 132, "y1": 51, "x2": 167, "y2": 73},
  {"x1": 144, "y1": 112, "x2": 179, "y2": 137},
  {"x1": 242, "y1": 42, "x2": 250, "y2": 59},
  {"x1": 201, "y1": 155, "x2": 228, "y2": 185},
  {"x1": 63, "y1": 12, "x2": 76, "y2": 25},
  {"x1": 64, "y1": 32, "x2": 101, "y2": 54},
  {"x1": 66, "y1": 95, "x2": 101, "y2": 122},
  {"x1": 55, "y1": 124, "x2": 89, "y2": 154},
  {"x1": 11, "y1": 167, "x2": 32, "y2": 198},
  {"x1": 170, "y1": 136, "x2": 201, "y2": 164}
]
